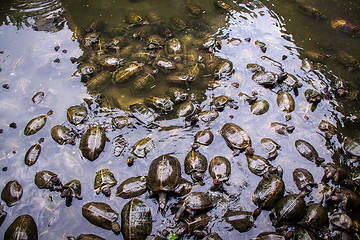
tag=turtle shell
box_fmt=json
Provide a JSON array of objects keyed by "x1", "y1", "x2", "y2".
[
  {"x1": 121, "y1": 198, "x2": 152, "y2": 240},
  {"x1": 276, "y1": 91, "x2": 295, "y2": 113},
  {"x1": 50, "y1": 125, "x2": 75, "y2": 145},
  {"x1": 295, "y1": 140, "x2": 320, "y2": 162},
  {"x1": 24, "y1": 115, "x2": 47, "y2": 136},
  {"x1": 130, "y1": 137, "x2": 155, "y2": 158},
  {"x1": 147, "y1": 154, "x2": 181, "y2": 192},
  {"x1": 260, "y1": 138, "x2": 280, "y2": 154},
  {"x1": 250, "y1": 100, "x2": 269, "y2": 115},
  {"x1": 82, "y1": 202, "x2": 119, "y2": 232},
  {"x1": 293, "y1": 227, "x2": 318, "y2": 240},
  {"x1": 63, "y1": 179, "x2": 82, "y2": 199},
  {"x1": 1, "y1": 180, "x2": 23, "y2": 207},
  {"x1": 224, "y1": 210, "x2": 254, "y2": 233},
  {"x1": 4, "y1": 214, "x2": 38, "y2": 240},
  {"x1": 208, "y1": 156, "x2": 231, "y2": 183},
  {"x1": 79, "y1": 126, "x2": 106, "y2": 161},
  {"x1": 301, "y1": 203, "x2": 328, "y2": 230},
  {"x1": 203, "y1": 233, "x2": 223, "y2": 240},
  {"x1": 184, "y1": 150, "x2": 208, "y2": 175},
  {"x1": 94, "y1": 169, "x2": 117, "y2": 194},
  {"x1": 183, "y1": 192, "x2": 213, "y2": 210},
  {"x1": 194, "y1": 129, "x2": 214, "y2": 146},
  {"x1": 220, "y1": 123, "x2": 251, "y2": 152},
  {"x1": 75, "y1": 234, "x2": 105, "y2": 240},
  {"x1": 271, "y1": 194, "x2": 306, "y2": 227},
  {"x1": 253, "y1": 175, "x2": 285, "y2": 210},
  {"x1": 24, "y1": 143, "x2": 41, "y2": 166},
  {"x1": 252, "y1": 71, "x2": 279, "y2": 87},
  {"x1": 67, "y1": 105, "x2": 87, "y2": 125},
  {"x1": 34, "y1": 170, "x2": 58, "y2": 189},
  {"x1": 292, "y1": 168, "x2": 315, "y2": 191},
  {"x1": 246, "y1": 155, "x2": 272, "y2": 177},
  {"x1": 115, "y1": 176, "x2": 147, "y2": 199},
  {"x1": 343, "y1": 137, "x2": 360, "y2": 157},
  {"x1": 196, "y1": 110, "x2": 219, "y2": 123},
  {"x1": 254, "y1": 232, "x2": 285, "y2": 240}
]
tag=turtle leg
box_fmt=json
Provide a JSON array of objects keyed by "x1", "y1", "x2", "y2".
[{"x1": 175, "y1": 203, "x2": 187, "y2": 221}]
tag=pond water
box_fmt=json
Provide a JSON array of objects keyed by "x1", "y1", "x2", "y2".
[{"x1": 0, "y1": 0, "x2": 360, "y2": 239}]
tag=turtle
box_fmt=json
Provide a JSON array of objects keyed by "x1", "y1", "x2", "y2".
[
  {"x1": 34, "y1": 170, "x2": 62, "y2": 191},
  {"x1": 175, "y1": 192, "x2": 213, "y2": 220},
  {"x1": 94, "y1": 169, "x2": 117, "y2": 197},
  {"x1": 147, "y1": 154, "x2": 182, "y2": 210},
  {"x1": 184, "y1": 150, "x2": 208, "y2": 185},
  {"x1": 220, "y1": 123, "x2": 253, "y2": 156},
  {"x1": 82, "y1": 202, "x2": 120, "y2": 234},
  {"x1": 60, "y1": 179, "x2": 82, "y2": 206}
]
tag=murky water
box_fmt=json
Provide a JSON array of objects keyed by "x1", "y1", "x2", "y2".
[{"x1": 0, "y1": 0, "x2": 360, "y2": 239}]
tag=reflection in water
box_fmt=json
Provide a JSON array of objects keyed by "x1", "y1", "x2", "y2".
[
  {"x1": 0, "y1": 0, "x2": 64, "y2": 31},
  {"x1": 0, "y1": 0, "x2": 360, "y2": 239}
]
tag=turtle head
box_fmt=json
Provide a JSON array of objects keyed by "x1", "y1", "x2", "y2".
[
  {"x1": 102, "y1": 186, "x2": 111, "y2": 196},
  {"x1": 111, "y1": 222, "x2": 121, "y2": 235}
]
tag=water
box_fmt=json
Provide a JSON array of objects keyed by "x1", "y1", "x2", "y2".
[{"x1": 0, "y1": 0, "x2": 359, "y2": 239}]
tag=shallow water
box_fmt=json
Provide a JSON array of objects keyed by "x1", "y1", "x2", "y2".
[{"x1": 0, "y1": 0, "x2": 359, "y2": 239}]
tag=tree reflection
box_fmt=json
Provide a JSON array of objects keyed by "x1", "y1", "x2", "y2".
[{"x1": 0, "y1": 0, "x2": 64, "y2": 32}]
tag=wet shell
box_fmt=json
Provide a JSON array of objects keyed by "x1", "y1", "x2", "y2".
[
  {"x1": 129, "y1": 103, "x2": 156, "y2": 125},
  {"x1": 32, "y1": 91, "x2": 45, "y2": 104},
  {"x1": 224, "y1": 210, "x2": 254, "y2": 233},
  {"x1": 295, "y1": 139, "x2": 321, "y2": 162},
  {"x1": 246, "y1": 154, "x2": 273, "y2": 177},
  {"x1": 131, "y1": 73, "x2": 156, "y2": 92},
  {"x1": 220, "y1": 123, "x2": 251, "y2": 152},
  {"x1": 62, "y1": 179, "x2": 82, "y2": 199},
  {"x1": 250, "y1": 100, "x2": 269, "y2": 115},
  {"x1": 24, "y1": 115, "x2": 47, "y2": 136},
  {"x1": 343, "y1": 137, "x2": 360, "y2": 157},
  {"x1": 194, "y1": 129, "x2": 214, "y2": 146},
  {"x1": 121, "y1": 198, "x2": 152, "y2": 240},
  {"x1": 246, "y1": 63, "x2": 265, "y2": 73},
  {"x1": 75, "y1": 234, "x2": 105, "y2": 240},
  {"x1": 318, "y1": 120, "x2": 336, "y2": 134},
  {"x1": 34, "y1": 170, "x2": 59, "y2": 190},
  {"x1": 208, "y1": 156, "x2": 231, "y2": 183},
  {"x1": 301, "y1": 203, "x2": 328, "y2": 230},
  {"x1": 82, "y1": 202, "x2": 119, "y2": 232},
  {"x1": 276, "y1": 91, "x2": 295, "y2": 113},
  {"x1": 94, "y1": 169, "x2": 117, "y2": 195},
  {"x1": 112, "y1": 116, "x2": 132, "y2": 129},
  {"x1": 4, "y1": 214, "x2": 38, "y2": 240},
  {"x1": 130, "y1": 137, "x2": 155, "y2": 158},
  {"x1": 79, "y1": 126, "x2": 106, "y2": 161},
  {"x1": 260, "y1": 138, "x2": 280, "y2": 154},
  {"x1": 147, "y1": 154, "x2": 181, "y2": 192},
  {"x1": 184, "y1": 150, "x2": 208, "y2": 183},
  {"x1": 331, "y1": 19, "x2": 360, "y2": 36},
  {"x1": 252, "y1": 71, "x2": 279, "y2": 87},
  {"x1": 196, "y1": 110, "x2": 219, "y2": 123},
  {"x1": 203, "y1": 233, "x2": 223, "y2": 240},
  {"x1": 292, "y1": 168, "x2": 315, "y2": 191},
  {"x1": 116, "y1": 176, "x2": 147, "y2": 199},
  {"x1": 165, "y1": 38, "x2": 184, "y2": 55},
  {"x1": 253, "y1": 175, "x2": 285, "y2": 210},
  {"x1": 176, "y1": 101, "x2": 196, "y2": 118},
  {"x1": 271, "y1": 194, "x2": 306, "y2": 227},
  {"x1": 51, "y1": 125, "x2": 76, "y2": 145},
  {"x1": 1, "y1": 180, "x2": 23, "y2": 207},
  {"x1": 214, "y1": 59, "x2": 234, "y2": 79},
  {"x1": 252, "y1": 232, "x2": 285, "y2": 240},
  {"x1": 112, "y1": 62, "x2": 142, "y2": 84},
  {"x1": 67, "y1": 105, "x2": 87, "y2": 125},
  {"x1": 24, "y1": 143, "x2": 41, "y2": 166}
]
